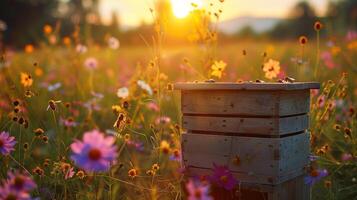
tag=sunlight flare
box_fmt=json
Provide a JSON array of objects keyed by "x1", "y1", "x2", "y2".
[{"x1": 171, "y1": 0, "x2": 202, "y2": 18}]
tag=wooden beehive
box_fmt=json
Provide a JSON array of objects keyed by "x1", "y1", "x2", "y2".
[{"x1": 175, "y1": 82, "x2": 320, "y2": 199}]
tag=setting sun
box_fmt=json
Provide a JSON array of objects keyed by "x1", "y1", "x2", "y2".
[{"x1": 171, "y1": 0, "x2": 202, "y2": 18}]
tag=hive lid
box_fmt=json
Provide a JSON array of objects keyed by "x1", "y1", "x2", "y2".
[{"x1": 174, "y1": 82, "x2": 320, "y2": 91}]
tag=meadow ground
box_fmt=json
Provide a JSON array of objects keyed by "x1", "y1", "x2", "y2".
[{"x1": 0, "y1": 36, "x2": 356, "y2": 199}]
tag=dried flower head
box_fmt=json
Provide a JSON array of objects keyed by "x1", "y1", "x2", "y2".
[
  {"x1": 152, "y1": 163, "x2": 160, "y2": 171},
  {"x1": 314, "y1": 21, "x2": 323, "y2": 31},
  {"x1": 299, "y1": 36, "x2": 308, "y2": 45},
  {"x1": 32, "y1": 166, "x2": 44, "y2": 176},
  {"x1": 76, "y1": 170, "x2": 85, "y2": 179},
  {"x1": 128, "y1": 168, "x2": 138, "y2": 178}
]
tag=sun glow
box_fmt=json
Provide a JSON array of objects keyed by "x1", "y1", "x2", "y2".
[{"x1": 171, "y1": 0, "x2": 202, "y2": 18}]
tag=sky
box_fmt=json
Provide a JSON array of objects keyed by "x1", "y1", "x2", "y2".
[{"x1": 98, "y1": 0, "x2": 328, "y2": 27}]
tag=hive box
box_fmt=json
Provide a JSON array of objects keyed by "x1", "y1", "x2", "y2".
[{"x1": 175, "y1": 82, "x2": 320, "y2": 199}]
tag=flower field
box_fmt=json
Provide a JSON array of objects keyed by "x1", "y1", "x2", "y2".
[{"x1": 0, "y1": 2, "x2": 357, "y2": 199}]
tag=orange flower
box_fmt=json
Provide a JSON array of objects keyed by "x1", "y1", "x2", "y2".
[
  {"x1": 43, "y1": 24, "x2": 52, "y2": 35},
  {"x1": 35, "y1": 67, "x2": 43, "y2": 77},
  {"x1": 63, "y1": 36, "x2": 71, "y2": 46},
  {"x1": 299, "y1": 36, "x2": 308, "y2": 45},
  {"x1": 20, "y1": 72, "x2": 33, "y2": 87},
  {"x1": 24, "y1": 44, "x2": 34, "y2": 53},
  {"x1": 347, "y1": 41, "x2": 357, "y2": 50},
  {"x1": 263, "y1": 59, "x2": 280, "y2": 80}
]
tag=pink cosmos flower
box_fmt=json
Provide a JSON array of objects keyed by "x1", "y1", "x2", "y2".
[
  {"x1": 147, "y1": 102, "x2": 160, "y2": 112},
  {"x1": 0, "y1": 131, "x2": 16, "y2": 155},
  {"x1": 70, "y1": 130, "x2": 118, "y2": 172},
  {"x1": 65, "y1": 167, "x2": 75, "y2": 180},
  {"x1": 209, "y1": 164, "x2": 237, "y2": 190},
  {"x1": 186, "y1": 179, "x2": 213, "y2": 200},
  {"x1": 155, "y1": 116, "x2": 171, "y2": 125}
]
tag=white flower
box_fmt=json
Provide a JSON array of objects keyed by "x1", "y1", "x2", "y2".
[
  {"x1": 76, "y1": 44, "x2": 88, "y2": 54},
  {"x1": 108, "y1": 37, "x2": 120, "y2": 49},
  {"x1": 117, "y1": 87, "x2": 129, "y2": 98},
  {"x1": 0, "y1": 20, "x2": 7, "y2": 31},
  {"x1": 137, "y1": 80, "x2": 153, "y2": 95},
  {"x1": 84, "y1": 57, "x2": 98, "y2": 70},
  {"x1": 48, "y1": 82, "x2": 62, "y2": 92}
]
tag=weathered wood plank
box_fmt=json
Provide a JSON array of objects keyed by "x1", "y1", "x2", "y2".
[
  {"x1": 182, "y1": 90, "x2": 278, "y2": 116},
  {"x1": 186, "y1": 167, "x2": 310, "y2": 200},
  {"x1": 279, "y1": 90, "x2": 310, "y2": 116},
  {"x1": 182, "y1": 133, "x2": 231, "y2": 167},
  {"x1": 279, "y1": 132, "x2": 310, "y2": 174},
  {"x1": 174, "y1": 82, "x2": 320, "y2": 91},
  {"x1": 182, "y1": 132, "x2": 309, "y2": 185},
  {"x1": 182, "y1": 114, "x2": 308, "y2": 136},
  {"x1": 278, "y1": 115, "x2": 309, "y2": 135},
  {"x1": 181, "y1": 90, "x2": 311, "y2": 117}
]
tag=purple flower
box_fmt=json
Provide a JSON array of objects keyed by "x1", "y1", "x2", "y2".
[
  {"x1": 209, "y1": 164, "x2": 237, "y2": 190},
  {"x1": 84, "y1": 57, "x2": 98, "y2": 70},
  {"x1": 341, "y1": 153, "x2": 353, "y2": 162},
  {"x1": 70, "y1": 130, "x2": 118, "y2": 172},
  {"x1": 309, "y1": 154, "x2": 319, "y2": 162},
  {"x1": 0, "y1": 131, "x2": 16, "y2": 155},
  {"x1": 346, "y1": 30, "x2": 357, "y2": 41},
  {"x1": 5, "y1": 171, "x2": 36, "y2": 192},
  {"x1": 304, "y1": 169, "x2": 328, "y2": 185},
  {"x1": 155, "y1": 116, "x2": 171, "y2": 125},
  {"x1": 60, "y1": 117, "x2": 77, "y2": 128},
  {"x1": 186, "y1": 179, "x2": 213, "y2": 200},
  {"x1": 169, "y1": 149, "x2": 181, "y2": 161},
  {"x1": 126, "y1": 140, "x2": 144, "y2": 152},
  {"x1": 0, "y1": 184, "x2": 32, "y2": 200},
  {"x1": 321, "y1": 51, "x2": 337, "y2": 69}
]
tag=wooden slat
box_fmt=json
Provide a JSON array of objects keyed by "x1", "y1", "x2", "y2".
[
  {"x1": 182, "y1": 114, "x2": 308, "y2": 136},
  {"x1": 182, "y1": 90, "x2": 278, "y2": 116},
  {"x1": 279, "y1": 90, "x2": 310, "y2": 116},
  {"x1": 181, "y1": 90, "x2": 311, "y2": 117},
  {"x1": 182, "y1": 133, "x2": 231, "y2": 167},
  {"x1": 279, "y1": 132, "x2": 310, "y2": 174},
  {"x1": 182, "y1": 132, "x2": 309, "y2": 185},
  {"x1": 175, "y1": 82, "x2": 320, "y2": 91},
  {"x1": 187, "y1": 168, "x2": 310, "y2": 200}
]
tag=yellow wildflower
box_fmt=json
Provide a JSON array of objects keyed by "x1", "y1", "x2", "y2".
[
  {"x1": 211, "y1": 60, "x2": 226, "y2": 79},
  {"x1": 160, "y1": 140, "x2": 170, "y2": 154},
  {"x1": 263, "y1": 59, "x2": 280, "y2": 80},
  {"x1": 20, "y1": 73, "x2": 33, "y2": 87},
  {"x1": 152, "y1": 163, "x2": 160, "y2": 171}
]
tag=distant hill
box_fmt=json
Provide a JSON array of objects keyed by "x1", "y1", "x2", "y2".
[{"x1": 218, "y1": 16, "x2": 281, "y2": 34}]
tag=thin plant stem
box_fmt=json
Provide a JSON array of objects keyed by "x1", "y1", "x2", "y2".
[{"x1": 314, "y1": 31, "x2": 320, "y2": 79}]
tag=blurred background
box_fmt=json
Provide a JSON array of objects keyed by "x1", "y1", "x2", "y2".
[{"x1": 0, "y1": 0, "x2": 356, "y2": 48}]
